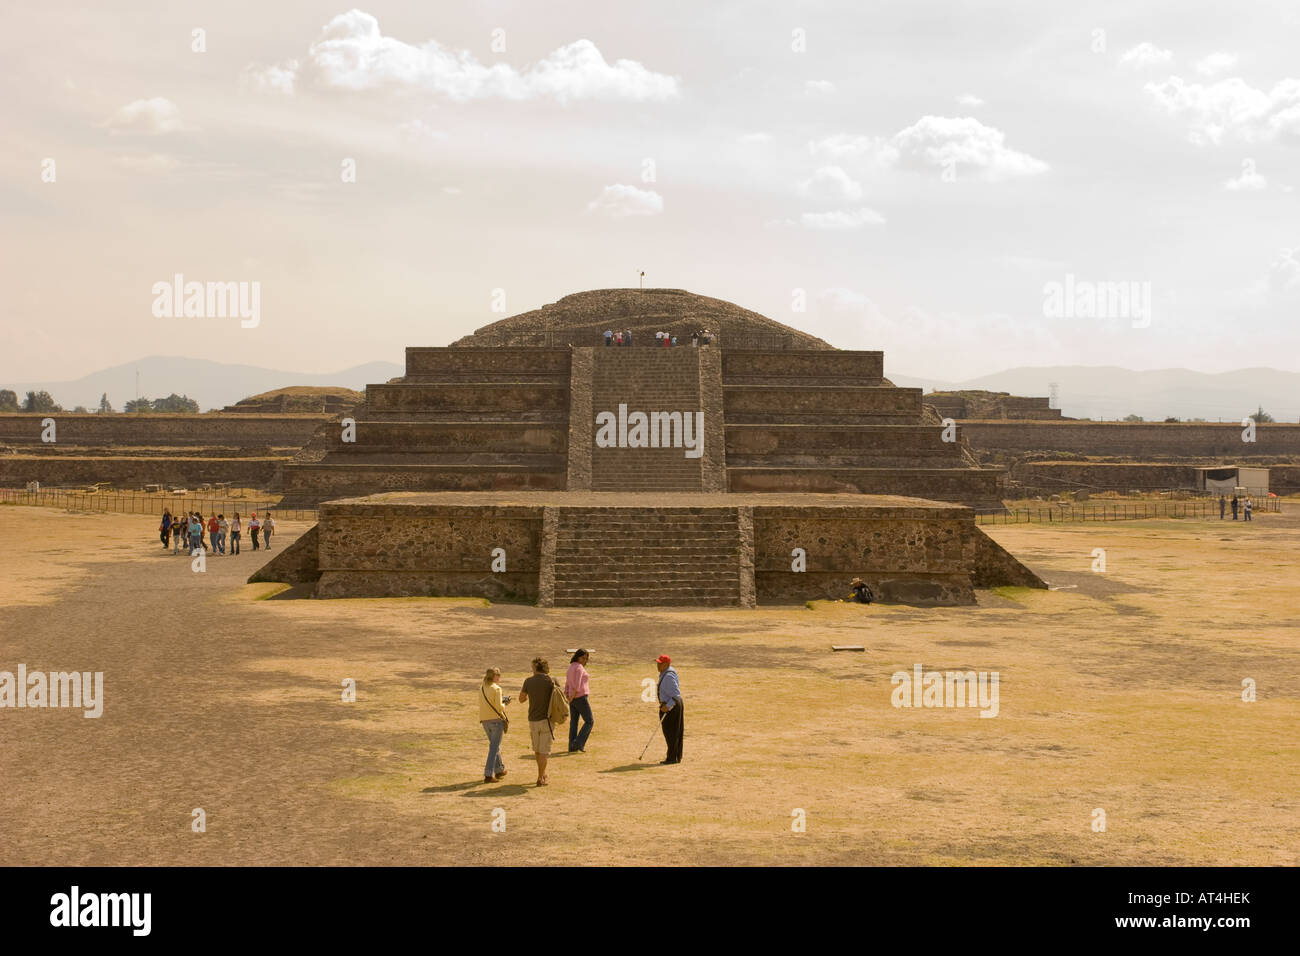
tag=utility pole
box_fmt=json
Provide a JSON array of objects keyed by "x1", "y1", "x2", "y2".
[{"x1": 639, "y1": 271, "x2": 645, "y2": 290}]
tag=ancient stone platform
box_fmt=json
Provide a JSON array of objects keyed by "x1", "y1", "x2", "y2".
[{"x1": 253, "y1": 490, "x2": 1044, "y2": 607}]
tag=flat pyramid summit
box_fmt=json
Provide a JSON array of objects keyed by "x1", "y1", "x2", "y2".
[{"x1": 451, "y1": 288, "x2": 833, "y2": 349}]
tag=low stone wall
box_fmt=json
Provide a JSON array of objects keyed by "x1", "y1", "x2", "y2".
[
  {"x1": 314, "y1": 501, "x2": 544, "y2": 600},
  {"x1": 0, "y1": 413, "x2": 326, "y2": 446},
  {"x1": 1270, "y1": 465, "x2": 1300, "y2": 494},
  {"x1": 0, "y1": 456, "x2": 284, "y2": 488},
  {"x1": 752, "y1": 505, "x2": 976, "y2": 605},
  {"x1": 722, "y1": 350, "x2": 883, "y2": 384},
  {"x1": 964, "y1": 421, "x2": 1300, "y2": 458}
]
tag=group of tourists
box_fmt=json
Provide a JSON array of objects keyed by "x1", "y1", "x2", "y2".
[
  {"x1": 478, "y1": 651, "x2": 684, "y2": 786},
  {"x1": 1218, "y1": 494, "x2": 1253, "y2": 521},
  {"x1": 158, "y1": 509, "x2": 274, "y2": 554},
  {"x1": 601, "y1": 328, "x2": 714, "y2": 347}
]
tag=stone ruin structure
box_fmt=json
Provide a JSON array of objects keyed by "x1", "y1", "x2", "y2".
[
  {"x1": 924, "y1": 390, "x2": 1063, "y2": 421},
  {"x1": 255, "y1": 289, "x2": 1043, "y2": 606}
]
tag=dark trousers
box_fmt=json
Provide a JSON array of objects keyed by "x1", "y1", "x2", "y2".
[
  {"x1": 161, "y1": 529, "x2": 170, "y2": 547},
  {"x1": 230, "y1": 531, "x2": 241, "y2": 554},
  {"x1": 661, "y1": 701, "x2": 684, "y2": 763},
  {"x1": 568, "y1": 695, "x2": 594, "y2": 751},
  {"x1": 251, "y1": 528, "x2": 260, "y2": 549}
]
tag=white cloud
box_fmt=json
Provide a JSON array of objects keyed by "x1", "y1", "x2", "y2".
[
  {"x1": 800, "y1": 207, "x2": 886, "y2": 229},
  {"x1": 585, "y1": 184, "x2": 664, "y2": 217},
  {"x1": 889, "y1": 115, "x2": 1048, "y2": 180},
  {"x1": 243, "y1": 60, "x2": 298, "y2": 95},
  {"x1": 1224, "y1": 163, "x2": 1266, "y2": 191},
  {"x1": 796, "y1": 165, "x2": 863, "y2": 201},
  {"x1": 808, "y1": 133, "x2": 898, "y2": 164},
  {"x1": 1195, "y1": 52, "x2": 1238, "y2": 77},
  {"x1": 254, "y1": 10, "x2": 678, "y2": 104},
  {"x1": 1120, "y1": 42, "x2": 1173, "y2": 69},
  {"x1": 956, "y1": 93, "x2": 985, "y2": 107},
  {"x1": 738, "y1": 132, "x2": 772, "y2": 144},
  {"x1": 104, "y1": 97, "x2": 189, "y2": 134},
  {"x1": 805, "y1": 80, "x2": 836, "y2": 95},
  {"x1": 1144, "y1": 75, "x2": 1300, "y2": 144}
]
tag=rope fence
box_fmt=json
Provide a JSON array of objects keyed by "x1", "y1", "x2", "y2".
[{"x1": 976, "y1": 498, "x2": 1279, "y2": 525}]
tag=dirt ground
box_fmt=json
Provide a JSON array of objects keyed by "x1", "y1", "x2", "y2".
[{"x1": 0, "y1": 503, "x2": 1296, "y2": 866}]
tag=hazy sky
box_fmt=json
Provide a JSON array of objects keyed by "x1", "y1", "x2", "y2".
[{"x1": 4, "y1": 0, "x2": 1299, "y2": 383}]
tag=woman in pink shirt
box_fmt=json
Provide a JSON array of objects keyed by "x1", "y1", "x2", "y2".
[{"x1": 565, "y1": 649, "x2": 594, "y2": 753}]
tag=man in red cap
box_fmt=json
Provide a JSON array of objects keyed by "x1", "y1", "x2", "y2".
[{"x1": 655, "y1": 655, "x2": 683, "y2": 764}]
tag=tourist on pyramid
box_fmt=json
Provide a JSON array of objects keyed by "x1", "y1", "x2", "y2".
[
  {"x1": 159, "y1": 510, "x2": 172, "y2": 549},
  {"x1": 230, "y1": 513, "x2": 242, "y2": 555},
  {"x1": 263, "y1": 512, "x2": 275, "y2": 550},
  {"x1": 603, "y1": 329, "x2": 613, "y2": 346},
  {"x1": 1244, "y1": 497, "x2": 1252, "y2": 521},
  {"x1": 624, "y1": 328, "x2": 632, "y2": 347},
  {"x1": 249, "y1": 513, "x2": 261, "y2": 549},
  {"x1": 207, "y1": 513, "x2": 219, "y2": 553},
  {"x1": 217, "y1": 513, "x2": 229, "y2": 555}
]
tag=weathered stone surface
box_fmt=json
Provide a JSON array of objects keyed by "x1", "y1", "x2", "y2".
[{"x1": 247, "y1": 524, "x2": 320, "y2": 585}]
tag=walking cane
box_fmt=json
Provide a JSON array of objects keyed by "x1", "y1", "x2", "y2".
[{"x1": 639, "y1": 709, "x2": 668, "y2": 761}]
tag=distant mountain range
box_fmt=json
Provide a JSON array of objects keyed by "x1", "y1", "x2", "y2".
[
  {"x1": 1, "y1": 357, "x2": 405, "y2": 413},
  {"x1": 890, "y1": 366, "x2": 1300, "y2": 422},
  {"x1": 4, "y1": 357, "x2": 1297, "y2": 422}
]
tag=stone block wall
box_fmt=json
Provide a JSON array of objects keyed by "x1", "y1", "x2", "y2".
[
  {"x1": 751, "y1": 505, "x2": 977, "y2": 605},
  {"x1": 364, "y1": 383, "x2": 569, "y2": 420},
  {"x1": 314, "y1": 501, "x2": 544, "y2": 600},
  {"x1": 729, "y1": 467, "x2": 1003, "y2": 507},
  {"x1": 963, "y1": 421, "x2": 1300, "y2": 458},
  {"x1": 725, "y1": 423, "x2": 969, "y2": 468},
  {"x1": 0, "y1": 456, "x2": 283, "y2": 488},
  {"x1": 722, "y1": 350, "x2": 884, "y2": 385},
  {"x1": 403, "y1": 347, "x2": 571, "y2": 381},
  {"x1": 0, "y1": 413, "x2": 326, "y2": 446},
  {"x1": 724, "y1": 385, "x2": 923, "y2": 424}
]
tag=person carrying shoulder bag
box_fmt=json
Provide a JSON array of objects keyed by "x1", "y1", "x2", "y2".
[{"x1": 479, "y1": 667, "x2": 510, "y2": 783}]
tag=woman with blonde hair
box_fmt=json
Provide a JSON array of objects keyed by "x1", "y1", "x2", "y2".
[{"x1": 479, "y1": 667, "x2": 510, "y2": 783}]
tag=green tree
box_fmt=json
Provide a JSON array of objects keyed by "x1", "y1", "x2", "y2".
[
  {"x1": 22, "y1": 390, "x2": 61, "y2": 413},
  {"x1": 124, "y1": 397, "x2": 152, "y2": 413},
  {"x1": 0, "y1": 389, "x2": 17, "y2": 412},
  {"x1": 98, "y1": 393, "x2": 114, "y2": 413},
  {"x1": 1122, "y1": 414, "x2": 1144, "y2": 422},
  {"x1": 151, "y1": 393, "x2": 199, "y2": 413},
  {"x1": 1248, "y1": 405, "x2": 1274, "y2": 424}
]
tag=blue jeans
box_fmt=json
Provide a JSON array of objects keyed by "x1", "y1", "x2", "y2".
[
  {"x1": 568, "y1": 695, "x2": 593, "y2": 751},
  {"x1": 482, "y1": 720, "x2": 506, "y2": 778}
]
